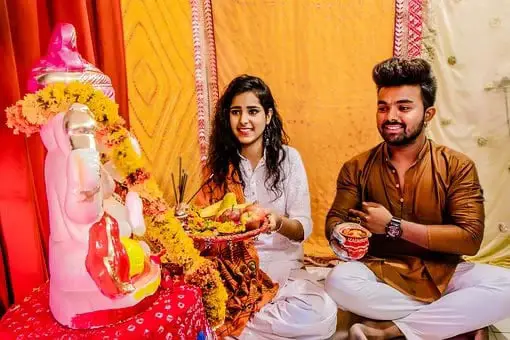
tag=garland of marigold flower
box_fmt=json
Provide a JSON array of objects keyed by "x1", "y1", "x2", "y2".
[{"x1": 5, "y1": 82, "x2": 227, "y2": 327}]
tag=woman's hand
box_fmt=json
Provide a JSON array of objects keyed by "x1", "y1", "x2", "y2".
[
  {"x1": 264, "y1": 212, "x2": 305, "y2": 242},
  {"x1": 266, "y1": 212, "x2": 283, "y2": 233}
]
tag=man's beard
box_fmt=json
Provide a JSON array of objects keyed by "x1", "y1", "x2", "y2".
[{"x1": 380, "y1": 118, "x2": 425, "y2": 146}]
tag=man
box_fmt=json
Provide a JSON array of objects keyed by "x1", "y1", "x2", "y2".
[{"x1": 325, "y1": 57, "x2": 510, "y2": 340}]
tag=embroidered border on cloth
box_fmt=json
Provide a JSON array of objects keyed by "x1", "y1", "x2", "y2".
[
  {"x1": 190, "y1": 0, "x2": 219, "y2": 165},
  {"x1": 393, "y1": 0, "x2": 425, "y2": 58},
  {"x1": 203, "y1": 0, "x2": 220, "y2": 110}
]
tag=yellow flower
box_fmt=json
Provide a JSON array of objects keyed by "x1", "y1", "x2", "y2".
[
  {"x1": 52, "y1": 82, "x2": 67, "y2": 95},
  {"x1": 39, "y1": 90, "x2": 52, "y2": 106},
  {"x1": 110, "y1": 140, "x2": 144, "y2": 177}
]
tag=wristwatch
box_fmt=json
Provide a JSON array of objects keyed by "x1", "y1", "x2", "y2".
[{"x1": 386, "y1": 217, "x2": 403, "y2": 239}]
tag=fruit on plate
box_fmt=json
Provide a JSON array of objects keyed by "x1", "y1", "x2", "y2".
[
  {"x1": 234, "y1": 202, "x2": 252, "y2": 210},
  {"x1": 215, "y1": 193, "x2": 238, "y2": 218},
  {"x1": 245, "y1": 205, "x2": 268, "y2": 219},
  {"x1": 190, "y1": 192, "x2": 269, "y2": 234},
  {"x1": 240, "y1": 206, "x2": 267, "y2": 231},
  {"x1": 216, "y1": 208, "x2": 242, "y2": 223},
  {"x1": 199, "y1": 200, "x2": 222, "y2": 218},
  {"x1": 198, "y1": 193, "x2": 255, "y2": 219}
]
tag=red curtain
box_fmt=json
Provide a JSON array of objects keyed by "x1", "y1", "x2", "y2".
[{"x1": 0, "y1": 0, "x2": 129, "y2": 315}]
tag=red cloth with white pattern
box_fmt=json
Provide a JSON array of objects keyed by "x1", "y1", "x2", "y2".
[{"x1": 0, "y1": 278, "x2": 211, "y2": 339}]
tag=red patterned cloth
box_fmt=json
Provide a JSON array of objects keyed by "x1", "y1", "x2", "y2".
[{"x1": 0, "y1": 279, "x2": 212, "y2": 339}]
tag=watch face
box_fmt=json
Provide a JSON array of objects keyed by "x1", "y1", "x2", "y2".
[
  {"x1": 386, "y1": 220, "x2": 402, "y2": 239},
  {"x1": 387, "y1": 225, "x2": 399, "y2": 237}
]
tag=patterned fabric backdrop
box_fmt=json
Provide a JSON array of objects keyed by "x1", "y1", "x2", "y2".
[
  {"x1": 120, "y1": 0, "x2": 204, "y2": 204},
  {"x1": 396, "y1": 0, "x2": 510, "y2": 267}
]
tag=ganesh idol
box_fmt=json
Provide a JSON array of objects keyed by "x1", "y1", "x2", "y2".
[{"x1": 30, "y1": 23, "x2": 161, "y2": 329}]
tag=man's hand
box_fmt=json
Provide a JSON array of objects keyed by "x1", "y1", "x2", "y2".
[{"x1": 349, "y1": 202, "x2": 392, "y2": 234}]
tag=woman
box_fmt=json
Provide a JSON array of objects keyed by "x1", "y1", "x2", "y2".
[{"x1": 202, "y1": 75, "x2": 337, "y2": 339}]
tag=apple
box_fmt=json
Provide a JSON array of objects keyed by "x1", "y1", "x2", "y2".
[
  {"x1": 240, "y1": 211, "x2": 261, "y2": 230},
  {"x1": 240, "y1": 205, "x2": 267, "y2": 230},
  {"x1": 216, "y1": 208, "x2": 242, "y2": 223},
  {"x1": 242, "y1": 204, "x2": 267, "y2": 216}
]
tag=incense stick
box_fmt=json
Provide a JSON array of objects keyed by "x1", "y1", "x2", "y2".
[
  {"x1": 186, "y1": 173, "x2": 213, "y2": 204},
  {"x1": 171, "y1": 173, "x2": 178, "y2": 205},
  {"x1": 173, "y1": 158, "x2": 207, "y2": 205},
  {"x1": 182, "y1": 172, "x2": 188, "y2": 203},
  {"x1": 178, "y1": 157, "x2": 182, "y2": 188}
]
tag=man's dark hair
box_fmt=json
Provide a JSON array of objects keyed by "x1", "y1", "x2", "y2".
[{"x1": 372, "y1": 57, "x2": 437, "y2": 110}]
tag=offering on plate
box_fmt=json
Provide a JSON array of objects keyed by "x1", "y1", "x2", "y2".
[
  {"x1": 330, "y1": 222, "x2": 372, "y2": 261},
  {"x1": 168, "y1": 160, "x2": 269, "y2": 243},
  {"x1": 182, "y1": 192, "x2": 269, "y2": 238}
]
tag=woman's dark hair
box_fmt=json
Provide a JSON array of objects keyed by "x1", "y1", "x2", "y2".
[
  {"x1": 372, "y1": 57, "x2": 437, "y2": 110},
  {"x1": 207, "y1": 74, "x2": 289, "y2": 198}
]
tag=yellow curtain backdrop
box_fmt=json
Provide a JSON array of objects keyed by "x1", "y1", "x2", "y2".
[
  {"x1": 212, "y1": 0, "x2": 395, "y2": 257},
  {"x1": 120, "y1": 0, "x2": 202, "y2": 202}
]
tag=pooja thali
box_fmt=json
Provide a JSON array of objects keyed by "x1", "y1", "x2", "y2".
[{"x1": 178, "y1": 193, "x2": 269, "y2": 245}]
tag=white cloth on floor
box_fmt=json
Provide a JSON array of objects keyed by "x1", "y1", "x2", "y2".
[
  {"x1": 236, "y1": 269, "x2": 338, "y2": 340},
  {"x1": 325, "y1": 261, "x2": 510, "y2": 340}
]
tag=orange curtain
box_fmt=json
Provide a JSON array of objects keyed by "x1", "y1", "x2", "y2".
[
  {"x1": 0, "y1": 0, "x2": 129, "y2": 315},
  {"x1": 211, "y1": 0, "x2": 395, "y2": 258}
]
